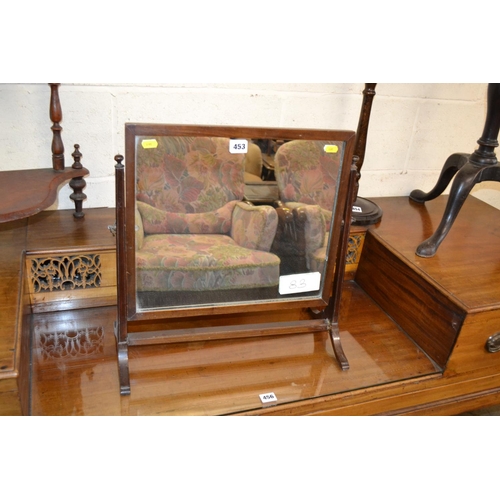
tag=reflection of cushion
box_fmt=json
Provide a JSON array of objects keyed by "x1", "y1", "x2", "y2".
[
  {"x1": 282, "y1": 202, "x2": 332, "y2": 226},
  {"x1": 136, "y1": 234, "x2": 281, "y2": 292},
  {"x1": 288, "y1": 203, "x2": 326, "y2": 251},
  {"x1": 231, "y1": 202, "x2": 278, "y2": 252},
  {"x1": 137, "y1": 200, "x2": 238, "y2": 235}
]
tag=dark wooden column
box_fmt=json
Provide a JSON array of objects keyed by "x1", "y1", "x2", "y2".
[
  {"x1": 351, "y1": 83, "x2": 383, "y2": 226},
  {"x1": 49, "y1": 83, "x2": 89, "y2": 219},
  {"x1": 49, "y1": 83, "x2": 65, "y2": 171}
]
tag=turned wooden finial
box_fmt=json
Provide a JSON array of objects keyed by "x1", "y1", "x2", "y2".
[
  {"x1": 69, "y1": 144, "x2": 87, "y2": 219},
  {"x1": 71, "y1": 144, "x2": 83, "y2": 169},
  {"x1": 49, "y1": 83, "x2": 65, "y2": 171}
]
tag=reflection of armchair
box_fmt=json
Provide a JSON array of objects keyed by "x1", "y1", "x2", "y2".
[
  {"x1": 134, "y1": 136, "x2": 280, "y2": 308},
  {"x1": 274, "y1": 140, "x2": 341, "y2": 274},
  {"x1": 242, "y1": 141, "x2": 279, "y2": 204}
]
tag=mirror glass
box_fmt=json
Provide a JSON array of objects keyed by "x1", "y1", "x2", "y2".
[{"x1": 126, "y1": 125, "x2": 352, "y2": 314}]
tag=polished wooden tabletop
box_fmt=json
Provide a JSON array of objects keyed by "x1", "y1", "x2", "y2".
[
  {"x1": 17, "y1": 195, "x2": 500, "y2": 415},
  {"x1": 30, "y1": 281, "x2": 438, "y2": 416}
]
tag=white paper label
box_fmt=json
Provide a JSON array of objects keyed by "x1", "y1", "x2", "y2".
[
  {"x1": 279, "y1": 272, "x2": 321, "y2": 295},
  {"x1": 229, "y1": 139, "x2": 248, "y2": 154},
  {"x1": 259, "y1": 392, "x2": 278, "y2": 404},
  {"x1": 352, "y1": 206, "x2": 362, "y2": 213}
]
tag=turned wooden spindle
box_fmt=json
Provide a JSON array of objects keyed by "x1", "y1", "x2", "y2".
[
  {"x1": 351, "y1": 83, "x2": 383, "y2": 225},
  {"x1": 70, "y1": 144, "x2": 87, "y2": 219},
  {"x1": 49, "y1": 83, "x2": 65, "y2": 171},
  {"x1": 354, "y1": 84, "x2": 377, "y2": 171},
  {"x1": 113, "y1": 154, "x2": 131, "y2": 395}
]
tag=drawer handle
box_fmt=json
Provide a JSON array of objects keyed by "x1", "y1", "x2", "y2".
[{"x1": 486, "y1": 333, "x2": 500, "y2": 353}]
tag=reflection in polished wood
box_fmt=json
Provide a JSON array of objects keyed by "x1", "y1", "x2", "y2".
[
  {"x1": 36, "y1": 326, "x2": 104, "y2": 362},
  {"x1": 30, "y1": 283, "x2": 438, "y2": 416},
  {"x1": 9, "y1": 196, "x2": 500, "y2": 415},
  {"x1": 0, "y1": 208, "x2": 117, "y2": 415}
]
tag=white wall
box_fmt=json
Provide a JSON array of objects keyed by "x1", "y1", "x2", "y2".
[{"x1": 1, "y1": 83, "x2": 497, "y2": 211}]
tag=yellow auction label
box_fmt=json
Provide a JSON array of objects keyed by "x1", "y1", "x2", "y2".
[
  {"x1": 324, "y1": 144, "x2": 339, "y2": 153},
  {"x1": 141, "y1": 139, "x2": 158, "y2": 149}
]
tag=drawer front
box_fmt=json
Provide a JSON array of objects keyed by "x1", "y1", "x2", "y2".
[{"x1": 447, "y1": 308, "x2": 500, "y2": 374}]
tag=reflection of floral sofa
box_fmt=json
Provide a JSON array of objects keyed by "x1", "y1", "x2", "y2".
[
  {"x1": 274, "y1": 140, "x2": 342, "y2": 273},
  {"x1": 134, "y1": 136, "x2": 280, "y2": 302}
]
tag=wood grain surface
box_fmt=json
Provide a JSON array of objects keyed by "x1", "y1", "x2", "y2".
[{"x1": 4, "y1": 196, "x2": 500, "y2": 415}]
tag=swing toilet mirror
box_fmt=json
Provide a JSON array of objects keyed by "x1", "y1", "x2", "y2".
[{"x1": 113, "y1": 123, "x2": 355, "y2": 395}]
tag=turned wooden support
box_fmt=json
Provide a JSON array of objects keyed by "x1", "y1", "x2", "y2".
[
  {"x1": 70, "y1": 144, "x2": 87, "y2": 219},
  {"x1": 351, "y1": 83, "x2": 383, "y2": 225},
  {"x1": 48, "y1": 84, "x2": 89, "y2": 219},
  {"x1": 49, "y1": 83, "x2": 65, "y2": 171},
  {"x1": 320, "y1": 165, "x2": 359, "y2": 371},
  {"x1": 354, "y1": 83, "x2": 377, "y2": 172},
  {"x1": 114, "y1": 154, "x2": 131, "y2": 395}
]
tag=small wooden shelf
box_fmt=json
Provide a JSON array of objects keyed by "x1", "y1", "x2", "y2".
[
  {"x1": 0, "y1": 84, "x2": 89, "y2": 225},
  {"x1": 0, "y1": 167, "x2": 89, "y2": 223}
]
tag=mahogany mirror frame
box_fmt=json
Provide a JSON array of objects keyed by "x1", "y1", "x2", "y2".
[{"x1": 114, "y1": 123, "x2": 356, "y2": 395}]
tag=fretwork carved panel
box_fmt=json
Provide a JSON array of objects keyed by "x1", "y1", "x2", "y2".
[
  {"x1": 30, "y1": 254, "x2": 102, "y2": 293},
  {"x1": 346, "y1": 234, "x2": 365, "y2": 265}
]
